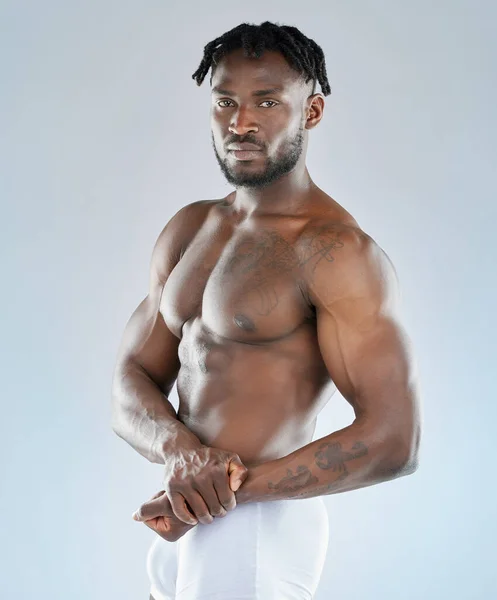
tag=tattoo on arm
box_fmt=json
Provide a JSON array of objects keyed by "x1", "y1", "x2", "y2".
[
  {"x1": 268, "y1": 465, "x2": 319, "y2": 493},
  {"x1": 315, "y1": 441, "x2": 368, "y2": 471},
  {"x1": 266, "y1": 441, "x2": 369, "y2": 498}
]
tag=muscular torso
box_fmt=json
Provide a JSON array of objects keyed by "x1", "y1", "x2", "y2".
[{"x1": 161, "y1": 191, "x2": 357, "y2": 466}]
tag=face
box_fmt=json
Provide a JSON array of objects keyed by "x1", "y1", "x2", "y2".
[{"x1": 210, "y1": 48, "x2": 323, "y2": 189}]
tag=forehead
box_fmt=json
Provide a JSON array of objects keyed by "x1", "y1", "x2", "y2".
[{"x1": 211, "y1": 48, "x2": 302, "y2": 92}]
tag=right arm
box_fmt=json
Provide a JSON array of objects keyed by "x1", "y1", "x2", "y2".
[
  {"x1": 111, "y1": 201, "x2": 249, "y2": 526},
  {"x1": 111, "y1": 202, "x2": 203, "y2": 464}
]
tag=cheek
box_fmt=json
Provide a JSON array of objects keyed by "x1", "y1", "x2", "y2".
[
  {"x1": 210, "y1": 113, "x2": 221, "y2": 132},
  {"x1": 211, "y1": 109, "x2": 229, "y2": 128},
  {"x1": 271, "y1": 130, "x2": 295, "y2": 154},
  {"x1": 210, "y1": 125, "x2": 224, "y2": 147}
]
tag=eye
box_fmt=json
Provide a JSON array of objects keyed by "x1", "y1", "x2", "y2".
[{"x1": 216, "y1": 100, "x2": 278, "y2": 108}]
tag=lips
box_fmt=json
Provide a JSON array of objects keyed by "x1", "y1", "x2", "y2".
[
  {"x1": 227, "y1": 142, "x2": 262, "y2": 151},
  {"x1": 231, "y1": 149, "x2": 262, "y2": 160}
]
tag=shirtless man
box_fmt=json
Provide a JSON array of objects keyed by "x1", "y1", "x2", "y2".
[{"x1": 111, "y1": 21, "x2": 421, "y2": 600}]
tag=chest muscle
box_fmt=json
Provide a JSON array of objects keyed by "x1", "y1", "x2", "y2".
[{"x1": 161, "y1": 225, "x2": 313, "y2": 343}]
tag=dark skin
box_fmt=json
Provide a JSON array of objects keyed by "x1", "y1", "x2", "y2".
[{"x1": 113, "y1": 48, "x2": 420, "y2": 556}]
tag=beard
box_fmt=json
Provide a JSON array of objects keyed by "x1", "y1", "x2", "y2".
[{"x1": 211, "y1": 125, "x2": 305, "y2": 189}]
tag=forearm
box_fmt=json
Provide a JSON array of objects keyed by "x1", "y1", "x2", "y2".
[
  {"x1": 111, "y1": 361, "x2": 201, "y2": 464},
  {"x1": 236, "y1": 421, "x2": 414, "y2": 504}
]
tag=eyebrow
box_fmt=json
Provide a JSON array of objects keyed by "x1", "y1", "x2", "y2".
[{"x1": 211, "y1": 86, "x2": 284, "y2": 97}]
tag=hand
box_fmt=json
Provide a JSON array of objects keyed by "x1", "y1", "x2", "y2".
[
  {"x1": 133, "y1": 490, "x2": 197, "y2": 542},
  {"x1": 161, "y1": 444, "x2": 249, "y2": 526}
]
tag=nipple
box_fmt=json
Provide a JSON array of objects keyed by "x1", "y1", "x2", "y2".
[{"x1": 233, "y1": 313, "x2": 256, "y2": 332}]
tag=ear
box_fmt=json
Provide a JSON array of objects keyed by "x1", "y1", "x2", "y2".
[{"x1": 305, "y1": 93, "x2": 325, "y2": 129}]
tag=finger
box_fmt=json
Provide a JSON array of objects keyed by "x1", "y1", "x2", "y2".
[
  {"x1": 183, "y1": 490, "x2": 215, "y2": 525},
  {"x1": 169, "y1": 491, "x2": 200, "y2": 526},
  {"x1": 228, "y1": 457, "x2": 249, "y2": 492},
  {"x1": 194, "y1": 480, "x2": 228, "y2": 518},
  {"x1": 228, "y1": 456, "x2": 249, "y2": 477},
  {"x1": 142, "y1": 517, "x2": 161, "y2": 532},
  {"x1": 142, "y1": 517, "x2": 189, "y2": 543},
  {"x1": 212, "y1": 475, "x2": 236, "y2": 511},
  {"x1": 142, "y1": 516, "x2": 175, "y2": 541},
  {"x1": 149, "y1": 490, "x2": 167, "y2": 501},
  {"x1": 132, "y1": 493, "x2": 168, "y2": 522}
]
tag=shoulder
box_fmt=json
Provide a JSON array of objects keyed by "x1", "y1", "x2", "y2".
[
  {"x1": 297, "y1": 219, "x2": 398, "y2": 311},
  {"x1": 297, "y1": 218, "x2": 372, "y2": 277},
  {"x1": 150, "y1": 199, "x2": 219, "y2": 282},
  {"x1": 153, "y1": 199, "x2": 219, "y2": 256}
]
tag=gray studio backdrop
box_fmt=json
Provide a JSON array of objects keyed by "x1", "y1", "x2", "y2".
[{"x1": 1, "y1": 1, "x2": 495, "y2": 599}]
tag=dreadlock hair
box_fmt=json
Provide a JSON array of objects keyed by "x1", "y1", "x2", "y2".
[{"x1": 191, "y1": 21, "x2": 331, "y2": 97}]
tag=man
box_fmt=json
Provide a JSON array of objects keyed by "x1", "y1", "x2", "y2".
[{"x1": 111, "y1": 20, "x2": 421, "y2": 600}]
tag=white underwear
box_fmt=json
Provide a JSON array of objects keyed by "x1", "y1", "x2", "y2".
[{"x1": 146, "y1": 495, "x2": 329, "y2": 600}]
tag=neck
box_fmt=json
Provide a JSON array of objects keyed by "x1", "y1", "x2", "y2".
[{"x1": 228, "y1": 164, "x2": 316, "y2": 218}]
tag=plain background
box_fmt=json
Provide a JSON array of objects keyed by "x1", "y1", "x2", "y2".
[{"x1": 1, "y1": 1, "x2": 496, "y2": 598}]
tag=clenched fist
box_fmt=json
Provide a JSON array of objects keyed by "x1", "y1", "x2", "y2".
[
  {"x1": 133, "y1": 490, "x2": 198, "y2": 542},
  {"x1": 159, "y1": 445, "x2": 249, "y2": 525}
]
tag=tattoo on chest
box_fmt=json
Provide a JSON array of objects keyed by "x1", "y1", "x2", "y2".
[
  {"x1": 224, "y1": 231, "x2": 295, "y2": 316},
  {"x1": 298, "y1": 225, "x2": 346, "y2": 280},
  {"x1": 222, "y1": 226, "x2": 346, "y2": 317}
]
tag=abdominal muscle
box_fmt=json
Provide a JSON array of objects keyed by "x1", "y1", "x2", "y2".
[{"x1": 175, "y1": 321, "x2": 334, "y2": 468}]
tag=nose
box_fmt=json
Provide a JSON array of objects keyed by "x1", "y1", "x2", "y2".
[{"x1": 228, "y1": 106, "x2": 258, "y2": 136}]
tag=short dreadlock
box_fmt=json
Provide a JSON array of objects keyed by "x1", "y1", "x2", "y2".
[{"x1": 192, "y1": 21, "x2": 331, "y2": 97}]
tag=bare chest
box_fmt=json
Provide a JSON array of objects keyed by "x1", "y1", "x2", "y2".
[{"x1": 161, "y1": 224, "x2": 314, "y2": 343}]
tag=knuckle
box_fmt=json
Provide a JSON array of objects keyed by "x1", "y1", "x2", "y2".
[
  {"x1": 212, "y1": 507, "x2": 227, "y2": 517},
  {"x1": 219, "y1": 492, "x2": 235, "y2": 506},
  {"x1": 201, "y1": 446, "x2": 212, "y2": 460},
  {"x1": 224, "y1": 495, "x2": 236, "y2": 508},
  {"x1": 165, "y1": 480, "x2": 179, "y2": 493},
  {"x1": 194, "y1": 472, "x2": 208, "y2": 484},
  {"x1": 171, "y1": 503, "x2": 187, "y2": 519}
]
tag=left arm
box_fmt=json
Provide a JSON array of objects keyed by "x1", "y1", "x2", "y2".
[{"x1": 236, "y1": 226, "x2": 422, "y2": 505}]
